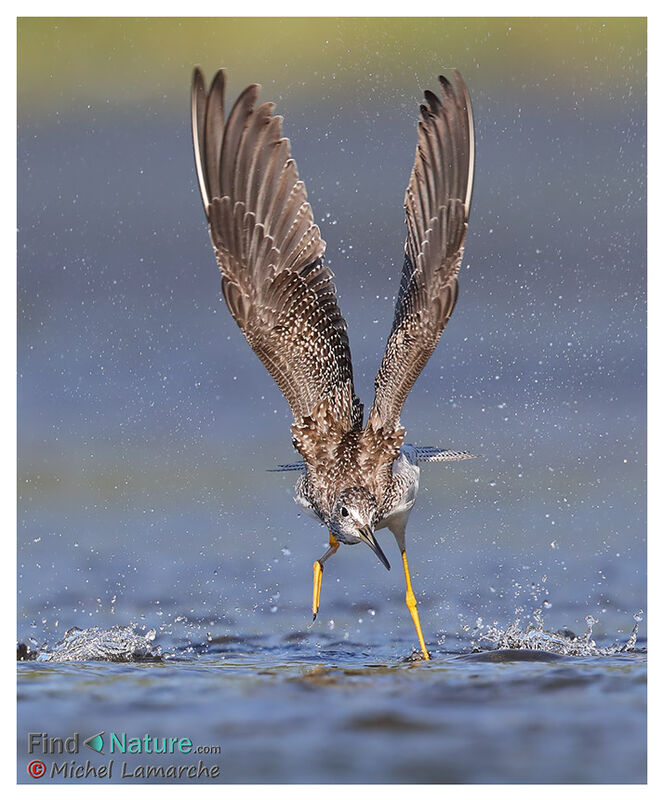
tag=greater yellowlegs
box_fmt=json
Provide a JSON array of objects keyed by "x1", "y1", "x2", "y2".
[{"x1": 191, "y1": 69, "x2": 475, "y2": 659}]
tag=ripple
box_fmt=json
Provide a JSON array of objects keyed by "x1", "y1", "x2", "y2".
[{"x1": 456, "y1": 649, "x2": 567, "y2": 663}]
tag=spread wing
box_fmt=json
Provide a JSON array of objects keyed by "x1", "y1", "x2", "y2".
[
  {"x1": 366, "y1": 71, "x2": 474, "y2": 436},
  {"x1": 191, "y1": 69, "x2": 362, "y2": 452}
]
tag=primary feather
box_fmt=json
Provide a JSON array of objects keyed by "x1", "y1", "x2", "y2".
[
  {"x1": 191, "y1": 68, "x2": 362, "y2": 449},
  {"x1": 367, "y1": 72, "x2": 475, "y2": 440}
]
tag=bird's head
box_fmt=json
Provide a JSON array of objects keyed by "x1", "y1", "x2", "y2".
[{"x1": 329, "y1": 487, "x2": 390, "y2": 570}]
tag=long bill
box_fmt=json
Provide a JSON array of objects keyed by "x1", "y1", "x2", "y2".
[{"x1": 357, "y1": 526, "x2": 391, "y2": 571}]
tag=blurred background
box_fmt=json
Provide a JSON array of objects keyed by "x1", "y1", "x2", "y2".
[{"x1": 18, "y1": 17, "x2": 646, "y2": 646}]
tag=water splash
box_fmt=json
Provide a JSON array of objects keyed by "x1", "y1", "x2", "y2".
[
  {"x1": 474, "y1": 609, "x2": 643, "y2": 657},
  {"x1": 20, "y1": 625, "x2": 162, "y2": 663}
]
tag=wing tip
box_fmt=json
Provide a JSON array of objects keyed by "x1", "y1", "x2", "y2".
[
  {"x1": 209, "y1": 68, "x2": 227, "y2": 95},
  {"x1": 436, "y1": 69, "x2": 475, "y2": 219},
  {"x1": 192, "y1": 65, "x2": 229, "y2": 90},
  {"x1": 192, "y1": 64, "x2": 204, "y2": 85}
]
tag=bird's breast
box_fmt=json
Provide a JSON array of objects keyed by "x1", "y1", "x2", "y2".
[{"x1": 376, "y1": 454, "x2": 420, "y2": 526}]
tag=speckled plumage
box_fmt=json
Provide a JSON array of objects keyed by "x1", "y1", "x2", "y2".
[{"x1": 191, "y1": 68, "x2": 475, "y2": 553}]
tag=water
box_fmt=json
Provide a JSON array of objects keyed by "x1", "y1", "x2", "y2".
[
  {"x1": 18, "y1": 25, "x2": 646, "y2": 784},
  {"x1": 18, "y1": 613, "x2": 645, "y2": 783},
  {"x1": 24, "y1": 625, "x2": 160, "y2": 663}
]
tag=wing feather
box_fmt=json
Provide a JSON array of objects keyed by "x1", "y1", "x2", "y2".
[
  {"x1": 191, "y1": 69, "x2": 361, "y2": 449},
  {"x1": 366, "y1": 71, "x2": 474, "y2": 438}
]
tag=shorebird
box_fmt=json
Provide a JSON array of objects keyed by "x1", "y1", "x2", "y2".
[{"x1": 191, "y1": 68, "x2": 475, "y2": 659}]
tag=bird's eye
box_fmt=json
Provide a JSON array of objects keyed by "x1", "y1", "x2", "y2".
[{"x1": 340, "y1": 507, "x2": 349, "y2": 517}]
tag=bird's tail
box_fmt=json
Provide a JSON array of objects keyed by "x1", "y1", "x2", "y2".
[
  {"x1": 414, "y1": 446, "x2": 477, "y2": 464},
  {"x1": 267, "y1": 461, "x2": 306, "y2": 472},
  {"x1": 268, "y1": 449, "x2": 477, "y2": 471}
]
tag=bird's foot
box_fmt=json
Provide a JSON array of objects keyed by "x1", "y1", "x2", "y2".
[
  {"x1": 402, "y1": 550, "x2": 430, "y2": 660},
  {"x1": 311, "y1": 532, "x2": 339, "y2": 622},
  {"x1": 403, "y1": 647, "x2": 431, "y2": 662}
]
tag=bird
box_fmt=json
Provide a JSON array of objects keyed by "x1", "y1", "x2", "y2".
[{"x1": 191, "y1": 67, "x2": 475, "y2": 660}]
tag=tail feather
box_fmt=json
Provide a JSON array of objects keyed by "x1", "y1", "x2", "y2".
[
  {"x1": 268, "y1": 449, "x2": 476, "y2": 472},
  {"x1": 415, "y1": 447, "x2": 477, "y2": 464},
  {"x1": 267, "y1": 461, "x2": 306, "y2": 472}
]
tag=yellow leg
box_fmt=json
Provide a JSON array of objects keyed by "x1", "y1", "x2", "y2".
[
  {"x1": 401, "y1": 550, "x2": 430, "y2": 660},
  {"x1": 312, "y1": 532, "x2": 339, "y2": 620}
]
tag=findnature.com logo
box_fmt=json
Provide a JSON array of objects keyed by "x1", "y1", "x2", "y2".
[
  {"x1": 84, "y1": 732, "x2": 221, "y2": 755},
  {"x1": 26, "y1": 732, "x2": 222, "y2": 780}
]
